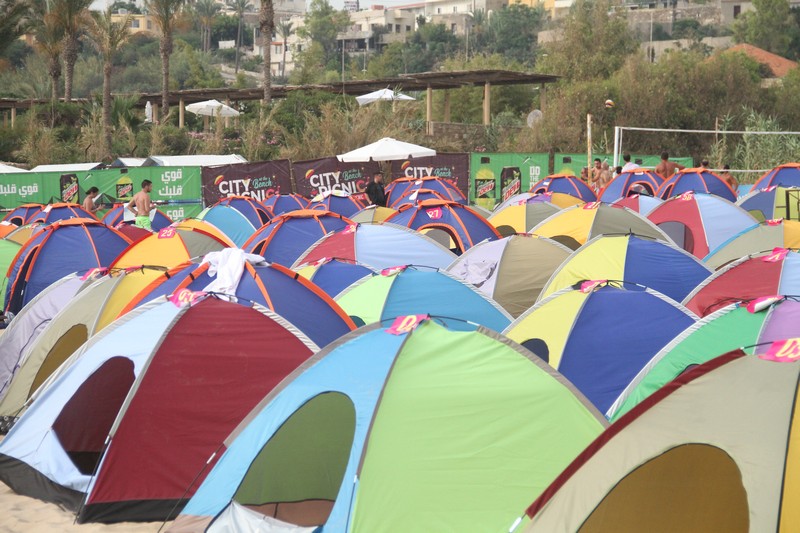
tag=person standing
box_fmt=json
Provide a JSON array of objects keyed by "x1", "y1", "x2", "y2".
[
  {"x1": 127, "y1": 179, "x2": 154, "y2": 231},
  {"x1": 655, "y1": 151, "x2": 685, "y2": 180},
  {"x1": 719, "y1": 164, "x2": 739, "y2": 192},
  {"x1": 83, "y1": 187, "x2": 101, "y2": 216},
  {"x1": 621, "y1": 153, "x2": 639, "y2": 172},
  {"x1": 365, "y1": 173, "x2": 387, "y2": 207}
]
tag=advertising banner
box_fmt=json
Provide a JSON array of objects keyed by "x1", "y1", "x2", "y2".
[
  {"x1": 469, "y1": 153, "x2": 549, "y2": 209},
  {"x1": 389, "y1": 153, "x2": 470, "y2": 199},
  {"x1": 0, "y1": 172, "x2": 60, "y2": 208},
  {"x1": 201, "y1": 161, "x2": 293, "y2": 205},
  {"x1": 292, "y1": 157, "x2": 380, "y2": 202}
]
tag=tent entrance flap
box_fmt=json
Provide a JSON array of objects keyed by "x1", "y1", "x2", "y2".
[
  {"x1": 233, "y1": 392, "x2": 356, "y2": 527},
  {"x1": 657, "y1": 222, "x2": 695, "y2": 254},
  {"x1": 579, "y1": 444, "x2": 748, "y2": 533},
  {"x1": 52, "y1": 357, "x2": 135, "y2": 476}
]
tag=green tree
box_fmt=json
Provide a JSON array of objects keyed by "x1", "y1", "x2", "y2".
[
  {"x1": 86, "y1": 7, "x2": 131, "y2": 157},
  {"x1": 538, "y1": 0, "x2": 638, "y2": 81},
  {"x1": 733, "y1": 0, "x2": 797, "y2": 57},
  {"x1": 0, "y1": 0, "x2": 31, "y2": 60},
  {"x1": 296, "y1": 0, "x2": 349, "y2": 67},
  {"x1": 51, "y1": 0, "x2": 92, "y2": 101},
  {"x1": 277, "y1": 20, "x2": 293, "y2": 78},
  {"x1": 228, "y1": 0, "x2": 252, "y2": 72},
  {"x1": 31, "y1": 1, "x2": 65, "y2": 105},
  {"x1": 485, "y1": 4, "x2": 545, "y2": 65},
  {"x1": 194, "y1": 0, "x2": 220, "y2": 52},
  {"x1": 146, "y1": 0, "x2": 186, "y2": 120},
  {"x1": 110, "y1": 0, "x2": 141, "y2": 14}
]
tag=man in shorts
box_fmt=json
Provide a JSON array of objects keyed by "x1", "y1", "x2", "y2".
[
  {"x1": 655, "y1": 151, "x2": 685, "y2": 180},
  {"x1": 127, "y1": 179, "x2": 154, "y2": 231}
]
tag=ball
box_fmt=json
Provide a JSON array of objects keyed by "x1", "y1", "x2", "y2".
[{"x1": 604, "y1": 99, "x2": 615, "y2": 109}]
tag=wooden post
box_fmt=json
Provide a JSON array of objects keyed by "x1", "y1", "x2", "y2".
[
  {"x1": 539, "y1": 83, "x2": 546, "y2": 113},
  {"x1": 153, "y1": 103, "x2": 159, "y2": 124},
  {"x1": 587, "y1": 113, "x2": 593, "y2": 183},
  {"x1": 203, "y1": 115, "x2": 210, "y2": 132},
  {"x1": 225, "y1": 97, "x2": 231, "y2": 128},
  {"x1": 179, "y1": 97, "x2": 185, "y2": 129},
  {"x1": 426, "y1": 84, "x2": 433, "y2": 135},
  {"x1": 483, "y1": 82, "x2": 491, "y2": 126},
  {"x1": 443, "y1": 90, "x2": 451, "y2": 123},
  {"x1": 10, "y1": 107, "x2": 16, "y2": 128}
]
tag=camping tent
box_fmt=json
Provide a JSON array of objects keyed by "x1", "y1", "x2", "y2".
[
  {"x1": 2, "y1": 204, "x2": 43, "y2": 226},
  {"x1": 197, "y1": 204, "x2": 257, "y2": 247},
  {"x1": 295, "y1": 258, "x2": 378, "y2": 298},
  {"x1": 611, "y1": 194, "x2": 664, "y2": 216},
  {"x1": 539, "y1": 234, "x2": 711, "y2": 303},
  {"x1": 349, "y1": 205, "x2": 396, "y2": 224},
  {"x1": 309, "y1": 190, "x2": 365, "y2": 218},
  {"x1": 389, "y1": 188, "x2": 449, "y2": 209},
  {"x1": 385, "y1": 176, "x2": 467, "y2": 207},
  {"x1": 171, "y1": 318, "x2": 606, "y2": 532},
  {"x1": 335, "y1": 266, "x2": 512, "y2": 331},
  {"x1": 142, "y1": 154, "x2": 247, "y2": 166},
  {"x1": 657, "y1": 168, "x2": 737, "y2": 201},
  {"x1": 736, "y1": 185, "x2": 800, "y2": 221},
  {"x1": 0, "y1": 295, "x2": 317, "y2": 523},
  {"x1": 262, "y1": 194, "x2": 309, "y2": 215},
  {"x1": 682, "y1": 249, "x2": 800, "y2": 316},
  {"x1": 244, "y1": 210, "x2": 355, "y2": 267},
  {"x1": 647, "y1": 192, "x2": 757, "y2": 258},
  {"x1": 4, "y1": 219, "x2": 130, "y2": 314},
  {"x1": 503, "y1": 282, "x2": 697, "y2": 413},
  {"x1": 385, "y1": 200, "x2": 500, "y2": 253},
  {"x1": 446, "y1": 235, "x2": 572, "y2": 318},
  {"x1": 489, "y1": 202, "x2": 562, "y2": 235},
  {"x1": 703, "y1": 220, "x2": 800, "y2": 269},
  {"x1": 530, "y1": 203, "x2": 670, "y2": 250},
  {"x1": 751, "y1": 162, "x2": 800, "y2": 189},
  {"x1": 213, "y1": 196, "x2": 272, "y2": 227},
  {"x1": 609, "y1": 296, "x2": 800, "y2": 421},
  {"x1": 293, "y1": 222, "x2": 456, "y2": 271},
  {"x1": 123, "y1": 259, "x2": 356, "y2": 348},
  {"x1": 494, "y1": 192, "x2": 583, "y2": 212},
  {"x1": 529, "y1": 174, "x2": 597, "y2": 202},
  {"x1": 521, "y1": 351, "x2": 800, "y2": 532},
  {"x1": 599, "y1": 170, "x2": 663, "y2": 201},
  {"x1": 29, "y1": 203, "x2": 98, "y2": 225}
]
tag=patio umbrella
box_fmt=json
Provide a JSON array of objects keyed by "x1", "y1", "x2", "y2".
[
  {"x1": 356, "y1": 88, "x2": 416, "y2": 106},
  {"x1": 185, "y1": 99, "x2": 240, "y2": 117},
  {"x1": 337, "y1": 137, "x2": 435, "y2": 162}
]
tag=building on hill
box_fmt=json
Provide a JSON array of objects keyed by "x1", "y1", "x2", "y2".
[
  {"x1": 720, "y1": 0, "x2": 800, "y2": 24},
  {"x1": 720, "y1": 43, "x2": 798, "y2": 86}
]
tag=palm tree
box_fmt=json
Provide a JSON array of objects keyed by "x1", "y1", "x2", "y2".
[
  {"x1": 32, "y1": 8, "x2": 65, "y2": 106},
  {"x1": 0, "y1": 0, "x2": 32, "y2": 58},
  {"x1": 259, "y1": 0, "x2": 274, "y2": 106},
  {"x1": 276, "y1": 19, "x2": 292, "y2": 78},
  {"x1": 86, "y1": 8, "x2": 131, "y2": 158},
  {"x1": 228, "y1": 0, "x2": 251, "y2": 73},
  {"x1": 194, "y1": 0, "x2": 220, "y2": 53},
  {"x1": 51, "y1": 0, "x2": 92, "y2": 102},
  {"x1": 146, "y1": 0, "x2": 186, "y2": 121}
]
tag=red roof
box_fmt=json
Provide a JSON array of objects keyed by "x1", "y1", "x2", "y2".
[{"x1": 725, "y1": 43, "x2": 798, "y2": 78}]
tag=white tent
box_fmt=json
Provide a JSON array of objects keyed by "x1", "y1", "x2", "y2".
[
  {"x1": 356, "y1": 88, "x2": 415, "y2": 106},
  {"x1": 30, "y1": 163, "x2": 102, "y2": 172},
  {"x1": 185, "y1": 99, "x2": 240, "y2": 117},
  {"x1": 110, "y1": 158, "x2": 147, "y2": 168},
  {"x1": 337, "y1": 137, "x2": 435, "y2": 162},
  {"x1": 142, "y1": 154, "x2": 248, "y2": 167},
  {"x1": 0, "y1": 163, "x2": 28, "y2": 174}
]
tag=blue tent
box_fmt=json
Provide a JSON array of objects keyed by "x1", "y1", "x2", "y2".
[
  {"x1": 262, "y1": 194, "x2": 309, "y2": 215},
  {"x1": 540, "y1": 234, "x2": 711, "y2": 303},
  {"x1": 2, "y1": 204, "x2": 43, "y2": 226},
  {"x1": 599, "y1": 170, "x2": 663, "y2": 202},
  {"x1": 309, "y1": 192, "x2": 364, "y2": 218},
  {"x1": 504, "y1": 283, "x2": 697, "y2": 413},
  {"x1": 214, "y1": 196, "x2": 272, "y2": 227},
  {"x1": 129, "y1": 259, "x2": 356, "y2": 348},
  {"x1": 335, "y1": 266, "x2": 512, "y2": 331},
  {"x1": 293, "y1": 222, "x2": 456, "y2": 271},
  {"x1": 171, "y1": 318, "x2": 606, "y2": 532},
  {"x1": 386, "y1": 176, "x2": 467, "y2": 207},
  {"x1": 4, "y1": 220, "x2": 131, "y2": 314},
  {"x1": 197, "y1": 205, "x2": 257, "y2": 247},
  {"x1": 657, "y1": 169, "x2": 737, "y2": 202},
  {"x1": 295, "y1": 258, "x2": 378, "y2": 298},
  {"x1": 529, "y1": 174, "x2": 597, "y2": 202},
  {"x1": 244, "y1": 210, "x2": 354, "y2": 267},
  {"x1": 101, "y1": 205, "x2": 172, "y2": 231},
  {"x1": 390, "y1": 188, "x2": 448, "y2": 209}
]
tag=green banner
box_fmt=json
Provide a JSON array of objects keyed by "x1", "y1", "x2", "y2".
[
  {"x1": 470, "y1": 153, "x2": 549, "y2": 210},
  {"x1": 0, "y1": 172, "x2": 61, "y2": 208}
]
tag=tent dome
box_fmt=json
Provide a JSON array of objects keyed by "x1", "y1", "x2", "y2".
[
  {"x1": 2, "y1": 204, "x2": 43, "y2": 226},
  {"x1": 599, "y1": 169, "x2": 663, "y2": 201},
  {"x1": 657, "y1": 168, "x2": 737, "y2": 202},
  {"x1": 29, "y1": 203, "x2": 98, "y2": 225},
  {"x1": 385, "y1": 176, "x2": 467, "y2": 207},
  {"x1": 261, "y1": 193, "x2": 309, "y2": 215},
  {"x1": 309, "y1": 191, "x2": 365, "y2": 218},
  {"x1": 295, "y1": 257, "x2": 378, "y2": 298},
  {"x1": 529, "y1": 174, "x2": 596, "y2": 202},
  {"x1": 752, "y1": 162, "x2": 800, "y2": 189},
  {"x1": 213, "y1": 195, "x2": 273, "y2": 227}
]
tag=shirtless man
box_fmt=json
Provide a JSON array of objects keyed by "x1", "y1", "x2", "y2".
[
  {"x1": 654, "y1": 151, "x2": 685, "y2": 180},
  {"x1": 83, "y1": 187, "x2": 100, "y2": 216},
  {"x1": 719, "y1": 164, "x2": 739, "y2": 192},
  {"x1": 127, "y1": 179, "x2": 153, "y2": 231},
  {"x1": 589, "y1": 158, "x2": 603, "y2": 192}
]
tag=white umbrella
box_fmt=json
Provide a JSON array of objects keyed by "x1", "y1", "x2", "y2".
[
  {"x1": 337, "y1": 137, "x2": 435, "y2": 162},
  {"x1": 185, "y1": 99, "x2": 240, "y2": 117},
  {"x1": 356, "y1": 88, "x2": 416, "y2": 106}
]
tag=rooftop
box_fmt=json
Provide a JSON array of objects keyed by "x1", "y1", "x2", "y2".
[{"x1": 724, "y1": 43, "x2": 798, "y2": 78}]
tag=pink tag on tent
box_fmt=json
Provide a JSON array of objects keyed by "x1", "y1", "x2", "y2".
[
  {"x1": 312, "y1": 257, "x2": 330, "y2": 267},
  {"x1": 760, "y1": 339, "x2": 800, "y2": 362},
  {"x1": 678, "y1": 192, "x2": 694, "y2": 201},
  {"x1": 158, "y1": 227, "x2": 177, "y2": 239},
  {"x1": 745, "y1": 295, "x2": 782, "y2": 313},
  {"x1": 342, "y1": 224, "x2": 357, "y2": 234},
  {"x1": 766, "y1": 219, "x2": 784, "y2": 226},
  {"x1": 766, "y1": 186, "x2": 778, "y2": 192},
  {"x1": 426, "y1": 207, "x2": 443, "y2": 220},
  {"x1": 381, "y1": 265, "x2": 407, "y2": 276},
  {"x1": 763, "y1": 248, "x2": 789, "y2": 263},
  {"x1": 580, "y1": 280, "x2": 606, "y2": 293},
  {"x1": 168, "y1": 288, "x2": 207, "y2": 308},
  {"x1": 386, "y1": 314, "x2": 429, "y2": 335},
  {"x1": 80, "y1": 268, "x2": 108, "y2": 281},
  {"x1": 582, "y1": 202, "x2": 600, "y2": 210}
]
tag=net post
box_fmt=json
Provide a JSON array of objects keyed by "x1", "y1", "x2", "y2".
[{"x1": 613, "y1": 126, "x2": 621, "y2": 170}]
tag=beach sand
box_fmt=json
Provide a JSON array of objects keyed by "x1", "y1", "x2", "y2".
[{"x1": 0, "y1": 481, "x2": 168, "y2": 533}]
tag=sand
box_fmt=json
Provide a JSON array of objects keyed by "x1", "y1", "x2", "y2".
[{"x1": 0, "y1": 482, "x2": 168, "y2": 532}]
